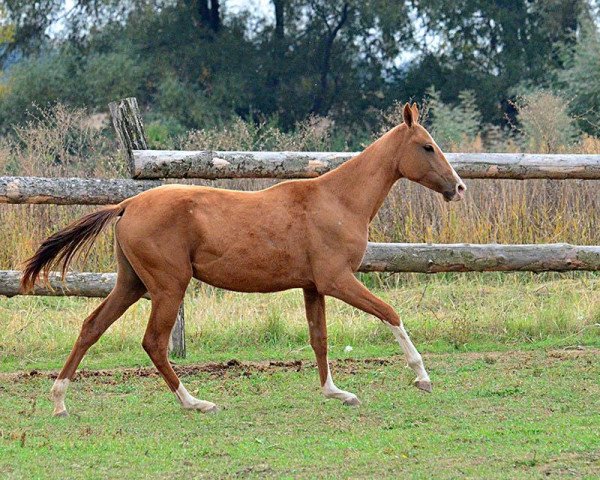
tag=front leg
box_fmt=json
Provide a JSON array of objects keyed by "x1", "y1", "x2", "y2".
[
  {"x1": 324, "y1": 272, "x2": 432, "y2": 392},
  {"x1": 303, "y1": 288, "x2": 360, "y2": 406}
]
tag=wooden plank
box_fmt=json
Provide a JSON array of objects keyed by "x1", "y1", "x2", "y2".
[
  {"x1": 132, "y1": 150, "x2": 600, "y2": 180},
  {"x1": 0, "y1": 271, "x2": 125, "y2": 298},
  {"x1": 360, "y1": 243, "x2": 600, "y2": 273},
  {"x1": 450, "y1": 153, "x2": 600, "y2": 179},
  {"x1": 2, "y1": 243, "x2": 600, "y2": 299}
]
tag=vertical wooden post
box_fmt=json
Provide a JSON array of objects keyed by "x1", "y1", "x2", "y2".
[
  {"x1": 108, "y1": 98, "x2": 148, "y2": 176},
  {"x1": 169, "y1": 304, "x2": 186, "y2": 358},
  {"x1": 108, "y1": 97, "x2": 187, "y2": 358}
]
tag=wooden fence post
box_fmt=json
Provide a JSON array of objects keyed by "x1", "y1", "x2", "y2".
[
  {"x1": 108, "y1": 98, "x2": 148, "y2": 176},
  {"x1": 108, "y1": 97, "x2": 187, "y2": 358},
  {"x1": 169, "y1": 304, "x2": 186, "y2": 358}
]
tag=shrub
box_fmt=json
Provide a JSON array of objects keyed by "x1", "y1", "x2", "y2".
[
  {"x1": 557, "y1": 18, "x2": 600, "y2": 135},
  {"x1": 425, "y1": 87, "x2": 482, "y2": 150},
  {"x1": 513, "y1": 90, "x2": 580, "y2": 153},
  {"x1": 183, "y1": 115, "x2": 334, "y2": 152}
]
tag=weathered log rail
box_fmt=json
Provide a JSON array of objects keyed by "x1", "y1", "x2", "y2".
[
  {"x1": 133, "y1": 150, "x2": 600, "y2": 180},
  {"x1": 3, "y1": 243, "x2": 600, "y2": 299},
  {"x1": 0, "y1": 176, "x2": 164, "y2": 205}
]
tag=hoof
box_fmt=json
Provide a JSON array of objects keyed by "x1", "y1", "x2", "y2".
[
  {"x1": 54, "y1": 410, "x2": 69, "y2": 418},
  {"x1": 203, "y1": 405, "x2": 220, "y2": 414},
  {"x1": 414, "y1": 380, "x2": 432, "y2": 393},
  {"x1": 343, "y1": 396, "x2": 361, "y2": 406},
  {"x1": 183, "y1": 402, "x2": 219, "y2": 413}
]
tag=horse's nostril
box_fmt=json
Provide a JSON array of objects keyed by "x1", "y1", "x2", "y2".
[{"x1": 457, "y1": 184, "x2": 465, "y2": 193}]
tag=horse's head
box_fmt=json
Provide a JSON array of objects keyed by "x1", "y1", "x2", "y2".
[{"x1": 396, "y1": 103, "x2": 466, "y2": 202}]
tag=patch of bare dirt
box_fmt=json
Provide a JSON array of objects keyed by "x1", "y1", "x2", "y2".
[{"x1": 1, "y1": 347, "x2": 598, "y2": 382}]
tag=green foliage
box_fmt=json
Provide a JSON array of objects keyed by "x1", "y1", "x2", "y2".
[
  {"x1": 0, "y1": 1, "x2": 598, "y2": 148},
  {"x1": 82, "y1": 51, "x2": 148, "y2": 107},
  {"x1": 183, "y1": 115, "x2": 334, "y2": 152},
  {"x1": 425, "y1": 87, "x2": 482, "y2": 149},
  {"x1": 145, "y1": 119, "x2": 186, "y2": 149},
  {"x1": 557, "y1": 18, "x2": 600, "y2": 134},
  {"x1": 0, "y1": 5, "x2": 15, "y2": 45},
  {"x1": 155, "y1": 76, "x2": 227, "y2": 129},
  {"x1": 401, "y1": 0, "x2": 589, "y2": 124},
  {"x1": 4, "y1": 0, "x2": 586, "y2": 133},
  {"x1": 0, "y1": 53, "x2": 76, "y2": 129}
]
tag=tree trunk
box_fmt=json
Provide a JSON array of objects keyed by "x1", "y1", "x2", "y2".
[
  {"x1": 311, "y1": 3, "x2": 349, "y2": 115},
  {"x1": 188, "y1": 0, "x2": 220, "y2": 33}
]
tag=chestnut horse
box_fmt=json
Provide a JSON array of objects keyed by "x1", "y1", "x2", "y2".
[{"x1": 21, "y1": 103, "x2": 465, "y2": 416}]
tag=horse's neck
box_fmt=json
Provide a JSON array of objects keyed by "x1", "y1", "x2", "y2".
[{"x1": 319, "y1": 130, "x2": 402, "y2": 223}]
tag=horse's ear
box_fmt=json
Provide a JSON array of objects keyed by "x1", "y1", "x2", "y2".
[
  {"x1": 403, "y1": 102, "x2": 414, "y2": 127},
  {"x1": 411, "y1": 102, "x2": 420, "y2": 124}
]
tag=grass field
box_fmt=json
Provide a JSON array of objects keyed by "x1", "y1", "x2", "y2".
[
  {"x1": 1, "y1": 348, "x2": 598, "y2": 479},
  {"x1": 1, "y1": 274, "x2": 600, "y2": 478}
]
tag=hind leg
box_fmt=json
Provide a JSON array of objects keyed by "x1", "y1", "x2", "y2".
[
  {"x1": 116, "y1": 220, "x2": 216, "y2": 413},
  {"x1": 51, "y1": 244, "x2": 146, "y2": 417},
  {"x1": 142, "y1": 285, "x2": 218, "y2": 413}
]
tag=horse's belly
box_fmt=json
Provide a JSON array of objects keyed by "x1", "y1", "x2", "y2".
[{"x1": 192, "y1": 246, "x2": 311, "y2": 293}]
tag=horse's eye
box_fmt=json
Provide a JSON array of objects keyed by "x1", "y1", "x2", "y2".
[{"x1": 423, "y1": 145, "x2": 434, "y2": 152}]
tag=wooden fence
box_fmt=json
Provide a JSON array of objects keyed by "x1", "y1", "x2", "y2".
[{"x1": 2, "y1": 97, "x2": 600, "y2": 358}]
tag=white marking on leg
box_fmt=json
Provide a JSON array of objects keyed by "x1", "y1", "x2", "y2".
[
  {"x1": 174, "y1": 383, "x2": 218, "y2": 413},
  {"x1": 50, "y1": 378, "x2": 70, "y2": 417},
  {"x1": 388, "y1": 324, "x2": 430, "y2": 382},
  {"x1": 322, "y1": 366, "x2": 360, "y2": 405}
]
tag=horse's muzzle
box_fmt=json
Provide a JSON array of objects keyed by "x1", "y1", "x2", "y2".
[{"x1": 443, "y1": 181, "x2": 466, "y2": 202}]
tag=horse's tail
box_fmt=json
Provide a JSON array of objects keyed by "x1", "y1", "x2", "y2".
[{"x1": 20, "y1": 204, "x2": 125, "y2": 293}]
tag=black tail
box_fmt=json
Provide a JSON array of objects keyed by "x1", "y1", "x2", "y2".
[{"x1": 20, "y1": 205, "x2": 123, "y2": 293}]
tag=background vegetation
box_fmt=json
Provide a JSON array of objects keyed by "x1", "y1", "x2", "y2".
[{"x1": 1, "y1": 1, "x2": 600, "y2": 137}]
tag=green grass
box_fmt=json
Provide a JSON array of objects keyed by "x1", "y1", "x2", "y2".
[
  {"x1": 1, "y1": 274, "x2": 600, "y2": 478},
  {"x1": 1, "y1": 348, "x2": 599, "y2": 479}
]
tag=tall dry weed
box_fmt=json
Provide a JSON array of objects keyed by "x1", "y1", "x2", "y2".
[
  {"x1": 7, "y1": 104, "x2": 123, "y2": 177},
  {"x1": 0, "y1": 105, "x2": 121, "y2": 271}
]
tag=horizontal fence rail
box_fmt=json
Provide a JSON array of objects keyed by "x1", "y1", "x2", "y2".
[
  {"x1": 3, "y1": 243, "x2": 600, "y2": 298},
  {"x1": 0, "y1": 176, "x2": 164, "y2": 205},
  {"x1": 0, "y1": 271, "x2": 143, "y2": 298},
  {"x1": 133, "y1": 150, "x2": 600, "y2": 180}
]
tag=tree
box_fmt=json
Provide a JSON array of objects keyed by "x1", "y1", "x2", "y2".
[
  {"x1": 402, "y1": 0, "x2": 590, "y2": 124},
  {"x1": 556, "y1": 17, "x2": 600, "y2": 134}
]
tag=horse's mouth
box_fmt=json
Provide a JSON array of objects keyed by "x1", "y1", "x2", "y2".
[
  {"x1": 442, "y1": 191, "x2": 454, "y2": 202},
  {"x1": 443, "y1": 189, "x2": 465, "y2": 202}
]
